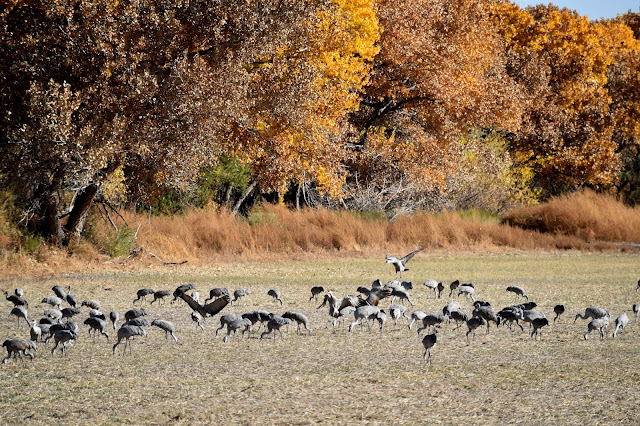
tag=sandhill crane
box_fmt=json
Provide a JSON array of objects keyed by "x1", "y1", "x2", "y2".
[
  {"x1": 448, "y1": 280, "x2": 460, "y2": 297},
  {"x1": 309, "y1": 286, "x2": 324, "y2": 302},
  {"x1": 151, "y1": 320, "x2": 178, "y2": 343},
  {"x1": 472, "y1": 305, "x2": 499, "y2": 333},
  {"x1": 191, "y1": 311, "x2": 205, "y2": 330},
  {"x1": 2, "y1": 339, "x2": 35, "y2": 364},
  {"x1": 51, "y1": 330, "x2": 78, "y2": 356},
  {"x1": 417, "y1": 314, "x2": 448, "y2": 335},
  {"x1": 260, "y1": 317, "x2": 293, "y2": 339},
  {"x1": 574, "y1": 306, "x2": 609, "y2": 323},
  {"x1": 44, "y1": 309, "x2": 62, "y2": 323},
  {"x1": 44, "y1": 322, "x2": 78, "y2": 343},
  {"x1": 408, "y1": 311, "x2": 427, "y2": 330},
  {"x1": 242, "y1": 310, "x2": 274, "y2": 331},
  {"x1": 171, "y1": 283, "x2": 196, "y2": 304},
  {"x1": 389, "y1": 287, "x2": 413, "y2": 306},
  {"x1": 65, "y1": 293, "x2": 77, "y2": 308},
  {"x1": 10, "y1": 306, "x2": 29, "y2": 327},
  {"x1": 318, "y1": 290, "x2": 359, "y2": 322},
  {"x1": 385, "y1": 248, "x2": 424, "y2": 278},
  {"x1": 204, "y1": 288, "x2": 229, "y2": 303},
  {"x1": 150, "y1": 290, "x2": 172, "y2": 305},
  {"x1": 268, "y1": 289, "x2": 283, "y2": 305},
  {"x1": 4, "y1": 291, "x2": 28, "y2": 308},
  {"x1": 125, "y1": 308, "x2": 149, "y2": 321},
  {"x1": 282, "y1": 311, "x2": 312, "y2": 334},
  {"x1": 81, "y1": 300, "x2": 101, "y2": 310},
  {"x1": 498, "y1": 307, "x2": 525, "y2": 331},
  {"x1": 231, "y1": 289, "x2": 252, "y2": 305},
  {"x1": 632, "y1": 304, "x2": 639, "y2": 322},
  {"x1": 52, "y1": 285, "x2": 66, "y2": 300},
  {"x1": 113, "y1": 325, "x2": 147, "y2": 355},
  {"x1": 89, "y1": 309, "x2": 106, "y2": 321},
  {"x1": 109, "y1": 311, "x2": 120, "y2": 330},
  {"x1": 133, "y1": 288, "x2": 154, "y2": 305},
  {"x1": 423, "y1": 280, "x2": 441, "y2": 299},
  {"x1": 612, "y1": 313, "x2": 629, "y2": 339},
  {"x1": 458, "y1": 284, "x2": 476, "y2": 302},
  {"x1": 41, "y1": 296, "x2": 62, "y2": 310},
  {"x1": 584, "y1": 317, "x2": 609, "y2": 340},
  {"x1": 30, "y1": 320, "x2": 42, "y2": 342},
  {"x1": 401, "y1": 281, "x2": 414, "y2": 291},
  {"x1": 506, "y1": 286, "x2": 528, "y2": 301},
  {"x1": 84, "y1": 317, "x2": 109, "y2": 340},
  {"x1": 530, "y1": 318, "x2": 549, "y2": 340},
  {"x1": 466, "y1": 317, "x2": 486, "y2": 342},
  {"x1": 388, "y1": 304, "x2": 409, "y2": 329},
  {"x1": 223, "y1": 318, "x2": 252, "y2": 342},
  {"x1": 450, "y1": 310, "x2": 469, "y2": 330},
  {"x1": 443, "y1": 301, "x2": 462, "y2": 317},
  {"x1": 124, "y1": 318, "x2": 150, "y2": 327},
  {"x1": 61, "y1": 307, "x2": 82, "y2": 322},
  {"x1": 330, "y1": 306, "x2": 356, "y2": 329},
  {"x1": 349, "y1": 306, "x2": 383, "y2": 333},
  {"x1": 215, "y1": 314, "x2": 242, "y2": 335},
  {"x1": 553, "y1": 304, "x2": 565, "y2": 323},
  {"x1": 421, "y1": 331, "x2": 437, "y2": 364}
]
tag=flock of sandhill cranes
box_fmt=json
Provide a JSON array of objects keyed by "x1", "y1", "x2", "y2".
[{"x1": 2, "y1": 250, "x2": 640, "y2": 365}]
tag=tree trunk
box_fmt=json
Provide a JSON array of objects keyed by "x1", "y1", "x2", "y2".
[
  {"x1": 41, "y1": 190, "x2": 65, "y2": 247},
  {"x1": 232, "y1": 180, "x2": 257, "y2": 215},
  {"x1": 63, "y1": 183, "x2": 98, "y2": 243}
]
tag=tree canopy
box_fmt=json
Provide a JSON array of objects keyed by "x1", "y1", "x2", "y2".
[{"x1": 1, "y1": 0, "x2": 640, "y2": 244}]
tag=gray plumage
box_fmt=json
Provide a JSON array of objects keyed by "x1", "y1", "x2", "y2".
[
  {"x1": 498, "y1": 307, "x2": 525, "y2": 331},
  {"x1": 41, "y1": 296, "x2": 63, "y2": 310},
  {"x1": 113, "y1": 325, "x2": 147, "y2": 355},
  {"x1": 450, "y1": 309, "x2": 469, "y2": 329},
  {"x1": 81, "y1": 299, "x2": 101, "y2": 310},
  {"x1": 466, "y1": 317, "x2": 486, "y2": 341},
  {"x1": 330, "y1": 306, "x2": 356, "y2": 328},
  {"x1": 632, "y1": 303, "x2": 640, "y2": 322},
  {"x1": 14, "y1": 288, "x2": 24, "y2": 297},
  {"x1": 231, "y1": 288, "x2": 252, "y2": 305},
  {"x1": 61, "y1": 307, "x2": 82, "y2": 321},
  {"x1": 204, "y1": 288, "x2": 229, "y2": 303},
  {"x1": 109, "y1": 311, "x2": 120, "y2": 330},
  {"x1": 349, "y1": 305, "x2": 384, "y2": 333},
  {"x1": 29, "y1": 319, "x2": 42, "y2": 342},
  {"x1": 506, "y1": 286, "x2": 529, "y2": 301},
  {"x1": 151, "y1": 319, "x2": 178, "y2": 343},
  {"x1": 389, "y1": 287, "x2": 413, "y2": 306},
  {"x1": 443, "y1": 301, "x2": 462, "y2": 317},
  {"x1": 133, "y1": 288, "x2": 154, "y2": 305},
  {"x1": 10, "y1": 306, "x2": 30, "y2": 327},
  {"x1": 171, "y1": 283, "x2": 196, "y2": 304},
  {"x1": 191, "y1": 311, "x2": 205, "y2": 330},
  {"x1": 124, "y1": 318, "x2": 150, "y2": 327},
  {"x1": 309, "y1": 286, "x2": 325, "y2": 302},
  {"x1": 267, "y1": 289, "x2": 283, "y2": 305},
  {"x1": 89, "y1": 309, "x2": 106, "y2": 321},
  {"x1": 458, "y1": 284, "x2": 476, "y2": 302},
  {"x1": 51, "y1": 330, "x2": 78, "y2": 356},
  {"x1": 423, "y1": 279, "x2": 441, "y2": 299},
  {"x1": 574, "y1": 306, "x2": 609, "y2": 323},
  {"x1": 150, "y1": 290, "x2": 172, "y2": 305},
  {"x1": 260, "y1": 317, "x2": 293, "y2": 339},
  {"x1": 3, "y1": 338, "x2": 35, "y2": 364},
  {"x1": 44, "y1": 309, "x2": 62, "y2": 322},
  {"x1": 282, "y1": 311, "x2": 312, "y2": 334},
  {"x1": 530, "y1": 317, "x2": 549, "y2": 340},
  {"x1": 448, "y1": 280, "x2": 460, "y2": 297},
  {"x1": 472, "y1": 305, "x2": 499, "y2": 333},
  {"x1": 4, "y1": 291, "x2": 28, "y2": 308},
  {"x1": 51, "y1": 285, "x2": 66, "y2": 300},
  {"x1": 216, "y1": 314, "x2": 242, "y2": 335},
  {"x1": 422, "y1": 332, "x2": 437, "y2": 363},
  {"x1": 388, "y1": 304, "x2": 409, "y2": 328},
  {"x1": 385, "y1": 248, "x2": 424, "y2": 278},
  {"x1": 44, "y1": 322, "x2": 79, "y2": 343},
  {"x1": 612, "y1": 313, "x2": 629, "y2": 339},
  {"x1": 125, "y1": 308, "x2": 149, "y2": 321},
  {"x1": 584, "y1": 317, "x2": 609, "y2": 340},
  {"x1": 417, "y1": 314, "x2": 448, "y2": 335},
  {"x1": 84, "y1": 317, "x2": 109, "y2": 340},
  {"x1": 65, "y1": 293, "x2": 77, "y2": 308},
  {"x1": 408, "y1": 310, "x2": 427, "y2": 330},
  {"x1": 553, "y1": 304, "x2": 565, "y2": 323},
  {"x1": 223, "y1": 318, "x2": 251, "y2": 342}
]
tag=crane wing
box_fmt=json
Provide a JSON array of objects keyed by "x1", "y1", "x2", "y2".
[
  {"x1": 179, "y1": 292, "x2": 229, "y2": 317},
  {"x1": 399, "y1": 247, "x2": 425, "y2": 265}
]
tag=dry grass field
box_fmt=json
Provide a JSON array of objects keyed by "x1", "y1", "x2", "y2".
[{"x1": 1, "y1": 252, "x2": 639, "y2": 424}]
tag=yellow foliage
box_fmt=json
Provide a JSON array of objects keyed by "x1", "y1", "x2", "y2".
[{"x1": 100, "y1": 165, "x2": 127, "y2": 204}]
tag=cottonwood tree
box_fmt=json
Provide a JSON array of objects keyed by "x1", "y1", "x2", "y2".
[{"x1": 0, "y1": 0, "x2": 378, "y2": 243}]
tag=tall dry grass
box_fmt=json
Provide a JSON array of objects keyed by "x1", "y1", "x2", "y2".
[{"x1": 503, "y1": 189, "x2": 640, "y2": 242}]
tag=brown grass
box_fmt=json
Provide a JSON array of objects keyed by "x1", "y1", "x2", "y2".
[
  {"x1": 503, "y1": 189, "x2": 640, "y2": 242},
  {"x1": 0, "y1": 253, "x2": 638, "y2": 424}
]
